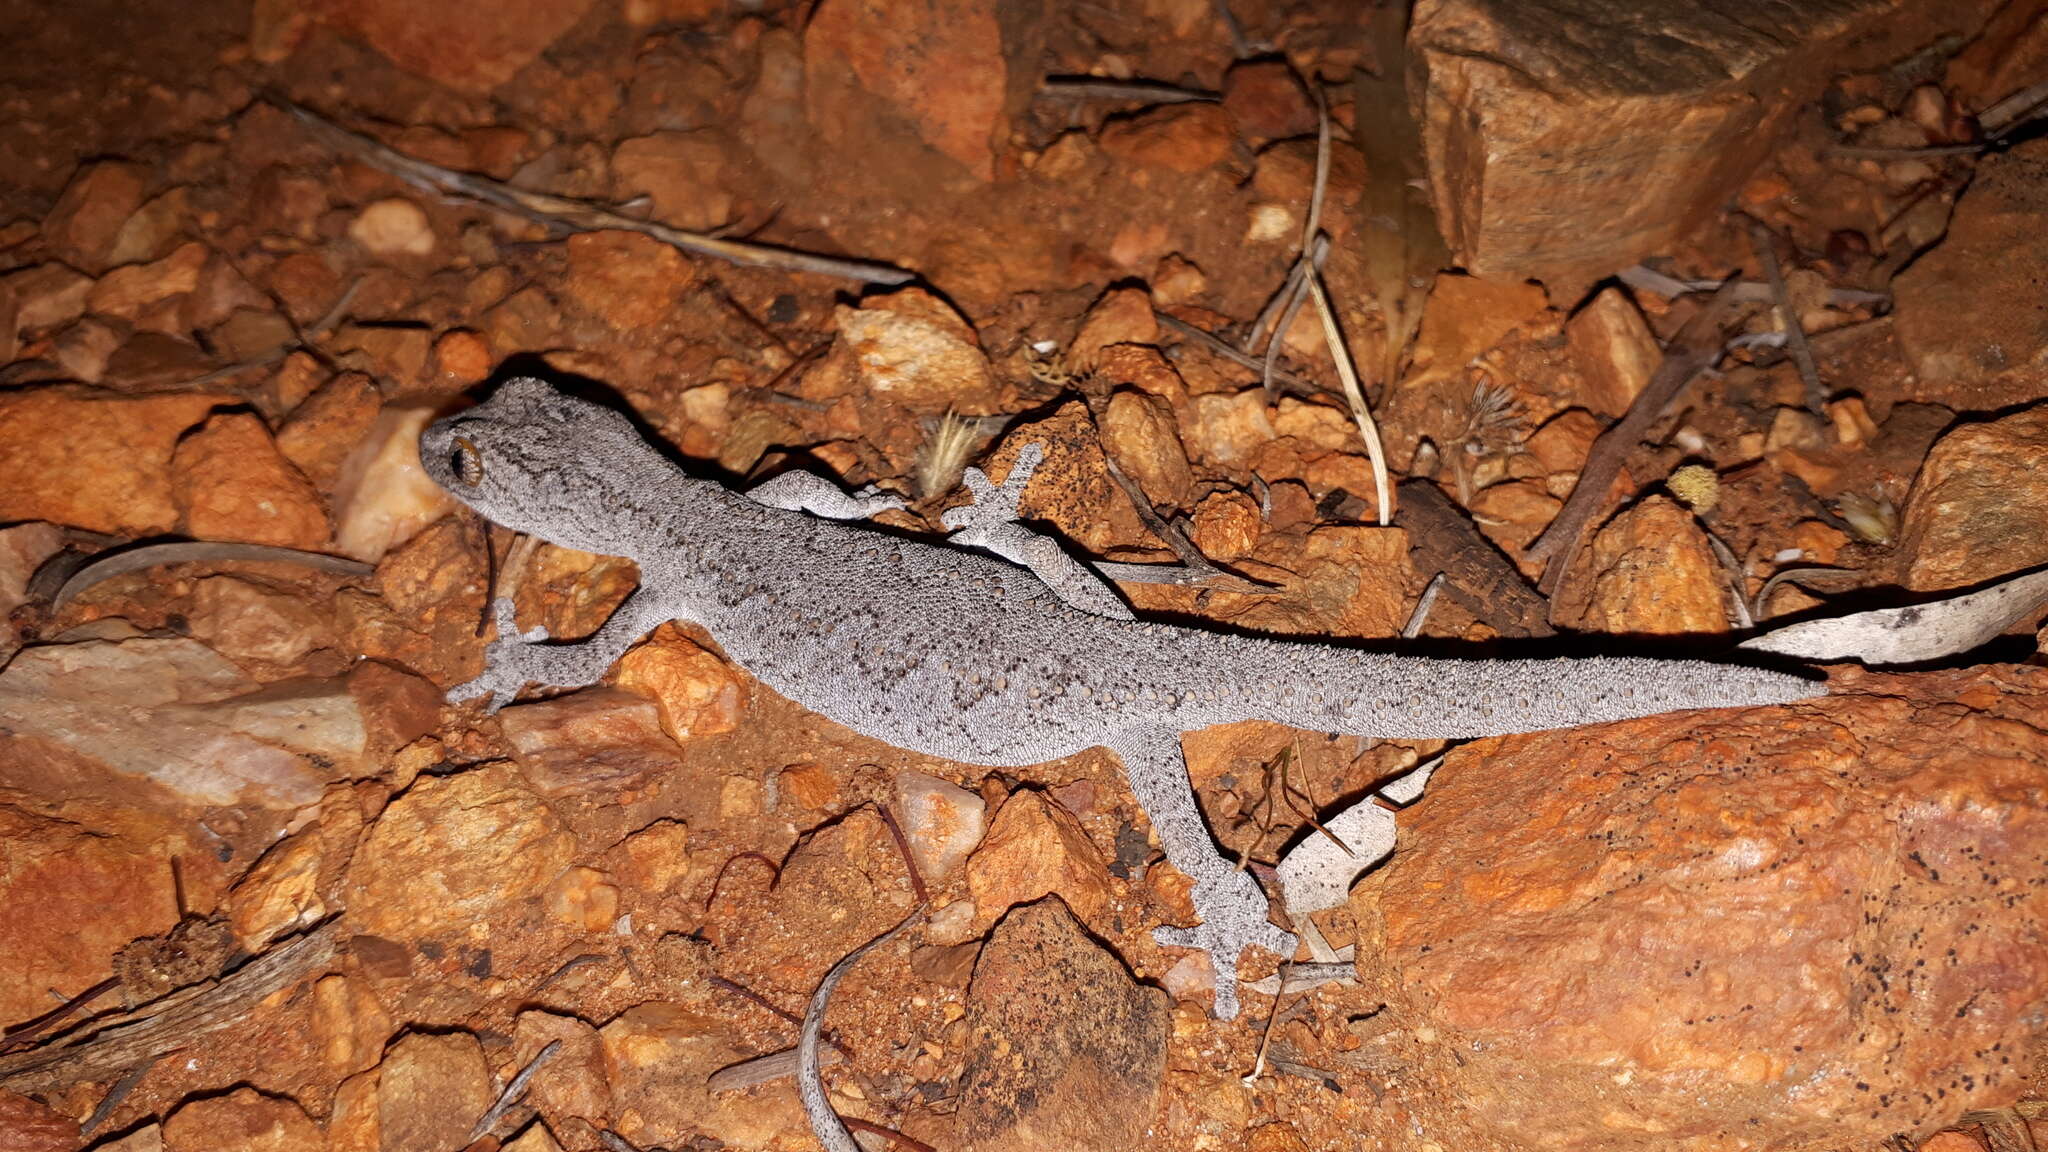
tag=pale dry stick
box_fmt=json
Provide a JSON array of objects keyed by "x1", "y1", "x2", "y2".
[
  {"x1": 1242, "y1": 990, "x2": 1285, "y2": 1086},
  {"x1": 1293, "y1": 92, "x2": 1392, "y2": 523},
  {"x1": 465, "y1": 1039, "x2": 560, "y2": 1144},
  {"x1": 1616, "y1": 265, "x2": 1888, "y2": 310},
  {"x1": 708, "y1": 1045, "x2": 843, "y2": 1093},
  {"x1": 1255, "y1": 86, "x2": 1335, "y2": 397},
  {"x1": 1401, "y1": 572, "x2": 1444, "y2": 639},
  {"x1": 799, "y1": 909, "x2": 924, "y2": 1152},
  {"x1": 45, "y1": 541, "x2": 372, "y2": 610},
  {"x1": 1746, "y1": 219, "x2": 1827, "y2": 416},
  {"x1": 1830, "y1": 142, "x2": 1990, "y2": 160},
  {"x1": 78, "y1": 1059, "x2": 152, "y2": 1138},
  {"x1": 1243, "y1": 255, "x2": 1307, "y2": 354},
  {"x1": 1701, "y1": 530, "x2": 1755, "y2": 631},
  {"x1": 1305, "y1": 271, "x2": 1392, "y2": 525},
  {"x1": 1981, "y1": 77, "x2": 2048, "y2": 136},
  {"x1": 281, "y1": 100, "x2": 913, "y2": 286},
  {"x1": 1257, "y1": 237, "x2": 1328, "y2": 399},
  {"x1": 1751, "y1": 565, "x2": 1860, "y2": 623},
  {"x1": 1038, "y1": 77, "x2": 1218, "y2": 104}
]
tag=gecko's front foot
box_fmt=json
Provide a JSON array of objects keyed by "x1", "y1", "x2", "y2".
[
  {"x1": 446, "y1": 597, "x2": 569, "y2": 714},
  {"x1": 942, "y1": 443, "x2": 1043, "y2": 535},
  {"x1": 1153, "y1": 869, "x2": 1297, "y2": 1020}
]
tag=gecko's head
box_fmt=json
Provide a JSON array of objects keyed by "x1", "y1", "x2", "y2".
[{"x1": 421, "y1": 377, "x2": 662, "y2": 556}]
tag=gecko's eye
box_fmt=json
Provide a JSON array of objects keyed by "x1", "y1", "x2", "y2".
[{"x1": 452, "y1": 436, "x2": 485, "y2": 487}]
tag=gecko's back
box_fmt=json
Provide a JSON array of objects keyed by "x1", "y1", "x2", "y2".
[{"x1": 678, "y1": 484, "x2": 1818, "y2": 764}]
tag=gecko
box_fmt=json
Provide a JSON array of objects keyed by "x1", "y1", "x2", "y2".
[{"x1": 420, "y1": 377, "x2": 1824, "y2": 1020}]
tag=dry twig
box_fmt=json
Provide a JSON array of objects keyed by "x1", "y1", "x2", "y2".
[
  {"x1": 1523, "y1": 282, "x2": 1743, "y2": 595},
  {"x1": 0, "y1": 922, "x2": 338, "y2": 1092},
  {"x1": 281, "y1": 99, "x2": 913, "y2": 286},
  {"x1": 1745, "y1": 218, "x2": 1827, "y2": 415}
]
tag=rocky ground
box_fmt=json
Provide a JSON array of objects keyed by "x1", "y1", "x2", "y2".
[{"x1": 1, "y1": 0, "x2": 2046, "y2": 1150}]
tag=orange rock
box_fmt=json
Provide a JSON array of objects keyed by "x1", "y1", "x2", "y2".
[
  {"x1": 1406, "y1": 272, "x2": 1550, "y2": 390},
  {"x1": 86, "y1": 240, "x2": 208, "y2": 319},
  {"x1": 343, "y1": 763, "x2": 576, "y2": 939},
  {"x1": 310, "y1": 973, "x2": 391, "y2": 1077},
  {"x1": 611, "y1": 130, "x2": 736, "y2": 231},
  {"x1": 613, "y1": 818, "x2": 692, "y2": 895},
  {"x1": 1100, "y1": 103, "x2": 1235, "y2": 174},
  {"x1": 778, "y1": 762, "x2": 839, "y2": 811},
  {"x1": 978, "y1": 401, "x2": 1157, "y2": 555},
  {"x1": 512, "y1": 1010, "x2": 612, "y2": 1129},
  {"x1": 1189, "y1": 489, "x2": 1262, "y2": 562},
  {"x1": 375, "y1": 1032, "x2": 493, "y2": 1152},
  {"x1": 1413, "y1": 0, "x2": 1978, "y2": 288},
  {"x1": 1525, "y1": 407, "x2": 1603, "y2": 493},
  {"x1": 1149, "y1": 252, "x2": 1208, "y2": 306},
  {"x1": 171, "y1": 410, "x2": 331, "y2": 548},
  {"x1": 561, "y1": 230, "x2": 697, "y2": 333},
  {"x1": 613, "y1": 625, "x2": 745, "y2": 745},
  {"x1": 599, "y1": 1003, "x2": 747, "y2": 1148},
  {"x1": 227, "y1": 827, "x2": 327, "y2": 949},
  {"x1": 332, "y1": 322, "x2": 432, "y2": 387},
  {"x1": 1918, "y1": 1132, "x2": 1991, "y2": 1152},
  {"x1": 546, "y1": 865, "x2": 622, "y2": 932},
  {"x1": 331, "y1": 407, "x2": 459, "y2": 563},
  {"x1": 276, "y1": 371, "x2": 382, "y2": 490},
  {"x1": 0, "y1": 387, "x2": 223, "y2": 535},
  {"x1": 1566, "y1": 287, "x2": 1658, "y2": 417},
  {"x1": 163, "y1": 1088, "x2": 323, "y2": 1152},
  {"x1": 431, "y1": 328, "x2": 492, "y2": 386},
  {"x1": 0, "y1": 1088, "x2": 79, "y2": 1151},
  {"x1": 702, "y1": 807, "x2": 915, "y2": 995},
  {"x1": 1568, "y1": 495, "x2": 1727, "y2": 635},
  {"x1": 2, "y1": 263, "x2": 93, "y2": 339},
  {"x1": 1069, "y1": 285, "x2": 1158, "y2": 369},
  {"x1": 957, "y1": 899, "x2": 1169, "y2": 1152},
  {"x1": 966, "y1": 790, "x2": 1114, "y2": 932},
  {"x1": 347, "y1": 197, "x2": 434, "y2": 259},
  {"x1": 321, "y1": 0, "x2": 597, "y2": 93},
  {"x1": 1092, "y1": 343, "x2": 1188, "y2": 407},
  {"x1": 1185, "y1": 389, "x2": 1278, "y2": 470},
  {"x1": 1894, "y1": 138, "x2": 2048, "y2": 410},
  {"x1": 832, "y1": 286, "x2": 1001, "y2": 413},
  {"x1": 43, "y1": 160, "x2": 148, "y2": 272},
  {"x1": 498, "y1": 686, "x2": 684, "y2": 796},
  {"x1": 1900, "y1": 401, "x2": 2048, "y2": 591},
  {"x1": 1222, "y1": 59, "x2": 1314, "y2": 143},
  {"x1": 1100, "y1": 388, "x2": 1194, "y2": 508},
  {"x1": 893, "y1": 769, "x2": 988, "y2": 882},
  {"x1": 327, "y1": 1070, "x2": 378, "y2": 1152},
  {"x1": 803, "y1": 0, "x2": 1011, "y2": 181},
  {"x1": 1211, "y1": 524, "x2": 1411, "y2": 639},
  {"x1": 1355, "y1": 664, "x2": 2048, "y2": 1150}
]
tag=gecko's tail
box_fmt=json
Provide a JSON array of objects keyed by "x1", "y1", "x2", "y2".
[{"x1": 1204, "y1": 643, "x2": 1825, "y2": 740}]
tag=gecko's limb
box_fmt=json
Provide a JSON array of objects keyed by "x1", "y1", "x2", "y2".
[
  {"x1": 449, "y1": 595, "x2": 667, "y2": 712},
  {"x1": 747, "y1": 471, "x2": 907, "y2": 520},
  {"x1": 944, "y1": 444, "x2": 1135, "y2": 621},
  {"x1": 1106, "y1": 726, "x2": 1296, "y2": 1020}
]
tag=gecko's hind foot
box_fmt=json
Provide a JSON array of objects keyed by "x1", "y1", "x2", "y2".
[{"x1": 1153, "y1": 870, "x2": 1298, "y2": 1020}]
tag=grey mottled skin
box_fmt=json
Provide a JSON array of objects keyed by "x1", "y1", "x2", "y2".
[{"x1": 421, "y1": 378, "x2": 1824, "y2": 1019}]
